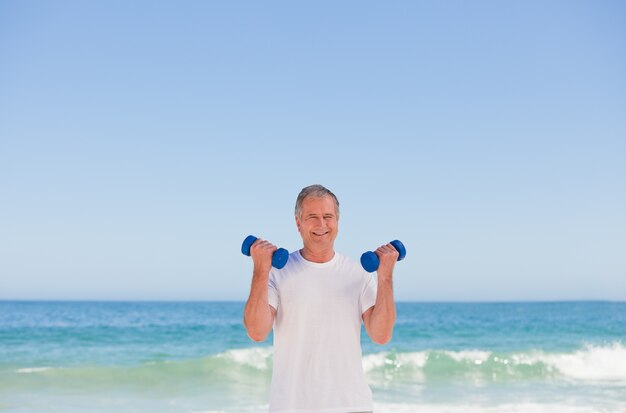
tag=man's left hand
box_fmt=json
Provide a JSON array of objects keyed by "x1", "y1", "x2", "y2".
[{"x1": 375, "y1": 243, "x2": 399, "y2": 280}]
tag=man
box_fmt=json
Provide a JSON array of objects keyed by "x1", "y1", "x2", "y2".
[{"x1": 244, "y1": 184, "x2": 398, "y2": 413}]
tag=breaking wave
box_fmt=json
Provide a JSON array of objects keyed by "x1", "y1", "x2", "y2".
[
  {"x1": 363, "y1": 342, "x2": 626, "y2": 383},
  {"x1": 8, "y1": 342, "x2": 626, "y2": 387}
]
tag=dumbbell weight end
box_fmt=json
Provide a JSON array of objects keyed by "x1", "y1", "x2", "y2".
[
  {"x1": 360, "y1": 239, "x2": 406, "y2": 273},
  {"x1": 241, "y1": 235, "x2": 289, "y2": 269}
]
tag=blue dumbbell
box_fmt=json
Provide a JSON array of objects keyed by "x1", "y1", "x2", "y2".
[
  {"x1": 241, "y1": 235, "x2": 289, "y2": 269},
  {"x1": 360, "y1": 240, "x2": 406, "y2": 273}
]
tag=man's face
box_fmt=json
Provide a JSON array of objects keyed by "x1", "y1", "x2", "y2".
[{"x1": 296, "y1": 196, "x2": 338, "y2": 249}]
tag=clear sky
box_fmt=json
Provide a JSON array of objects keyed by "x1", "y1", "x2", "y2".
[{"x1": 1, "y1": 1, "x2": 624, "y2": 301}]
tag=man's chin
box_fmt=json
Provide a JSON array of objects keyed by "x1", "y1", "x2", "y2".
[{"x1": 310, "y1": 238, "x2": 336, "y2": 247}]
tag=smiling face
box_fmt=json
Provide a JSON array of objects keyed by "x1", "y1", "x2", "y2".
[{"x1": 295, "y1": 195, "x2": 339, "y2": 253}]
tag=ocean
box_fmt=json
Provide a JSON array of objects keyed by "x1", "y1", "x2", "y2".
[{"x1": 0, "y1": 301, "x2": 624, "y2": 413}]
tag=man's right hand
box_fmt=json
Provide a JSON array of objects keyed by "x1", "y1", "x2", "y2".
[{"x1": 250, "y1": 238, "x2": 278, "y2": 276}]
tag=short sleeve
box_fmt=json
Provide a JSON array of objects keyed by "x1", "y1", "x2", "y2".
[
  {"x1": 268, "y1": 271, "x2": 280, "y2": 311},
  {"x1": 360, "y1": 273, "x2": 377, "y2": 314}
]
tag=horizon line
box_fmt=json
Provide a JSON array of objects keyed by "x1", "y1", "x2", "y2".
[{"x1": 1, "y1": 298, "x2": 624, "y2": 304}]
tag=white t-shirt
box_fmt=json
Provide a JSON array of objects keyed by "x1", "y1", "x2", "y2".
[{"x1": 267, "y1": 250, "x2": 378, "y2": 413}]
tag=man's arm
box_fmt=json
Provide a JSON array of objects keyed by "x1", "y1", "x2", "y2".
[
  {"x1": 243, "y1": 239, "x2": 277, "y2": 342},
  {"x1": 362, "y1": 244, "x2": 398, "y2": 345}
]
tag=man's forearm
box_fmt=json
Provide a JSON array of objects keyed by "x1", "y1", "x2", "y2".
[
  {"x1": 243, "y1": 270, "x2": 273, "y2": 342},
  {"x1": 369, "y1": 277, "x2": 396, "y2": 344}
]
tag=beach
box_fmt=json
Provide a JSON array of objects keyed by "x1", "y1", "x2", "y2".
[{"x1": 1, "y1": 301, "x2": 625, "y2": 412}]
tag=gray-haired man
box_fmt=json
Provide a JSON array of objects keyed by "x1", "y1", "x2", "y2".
[{"x1": 244, "y1": 184, "x2": 398, "y2": 413}]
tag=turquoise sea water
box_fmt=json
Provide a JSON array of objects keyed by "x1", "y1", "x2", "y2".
[{"x1": 1, "y1": 301, "x2": 625, "y2": 412}]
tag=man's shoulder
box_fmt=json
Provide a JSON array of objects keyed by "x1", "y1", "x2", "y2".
[{"x1": 271, "y1": 250, "x2": 305, "y2": 276}]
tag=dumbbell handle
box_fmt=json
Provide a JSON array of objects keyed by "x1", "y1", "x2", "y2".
[
  {"x1": 360, "y1": 240, "x2": 406, "y2": 273},
  {"x1": 241, "y1": 235, "x2": 289, "y2": 269}
]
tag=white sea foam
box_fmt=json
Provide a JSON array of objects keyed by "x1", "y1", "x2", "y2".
[
  {"x1": 522, "y1": 342, "x2": 626, "y2": 383},
  {"x1": 216, "y1": 347, "x2": 273, "y2": 370},
  {"x1": 16, "y1": 367, "x2": 52, "y2": 374},
  {"x1": 362, "y1": 351, "x2": 428, "y2": 372},
  {"x1": 362, "y1": 343, "x2": 626, "y2": 384},
  {"x1": 443, "y1": 349, "x2": 492, "y2": 365}
]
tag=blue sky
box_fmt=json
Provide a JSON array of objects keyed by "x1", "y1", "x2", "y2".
[{"x1": 1, "y1": 1, "x2": 624, "y2": 301}]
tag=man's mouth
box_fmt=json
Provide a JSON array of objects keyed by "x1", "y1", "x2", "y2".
[{"x1": 312, "y1": 231, "x2": 330, "y2": 237}]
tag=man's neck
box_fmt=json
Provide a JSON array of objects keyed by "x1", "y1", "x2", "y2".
[{"x1": 300, "y1": 246, "x2": 335, "y2": 263}]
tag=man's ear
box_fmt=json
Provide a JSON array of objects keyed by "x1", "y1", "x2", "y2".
[{"x1": 295, "y1": 215, "x2": 301, "y2": 233}]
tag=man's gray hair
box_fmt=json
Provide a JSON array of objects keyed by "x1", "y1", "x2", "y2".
[{"x1": 295, "y1": 184, "x2": 340, "y2": 219}]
